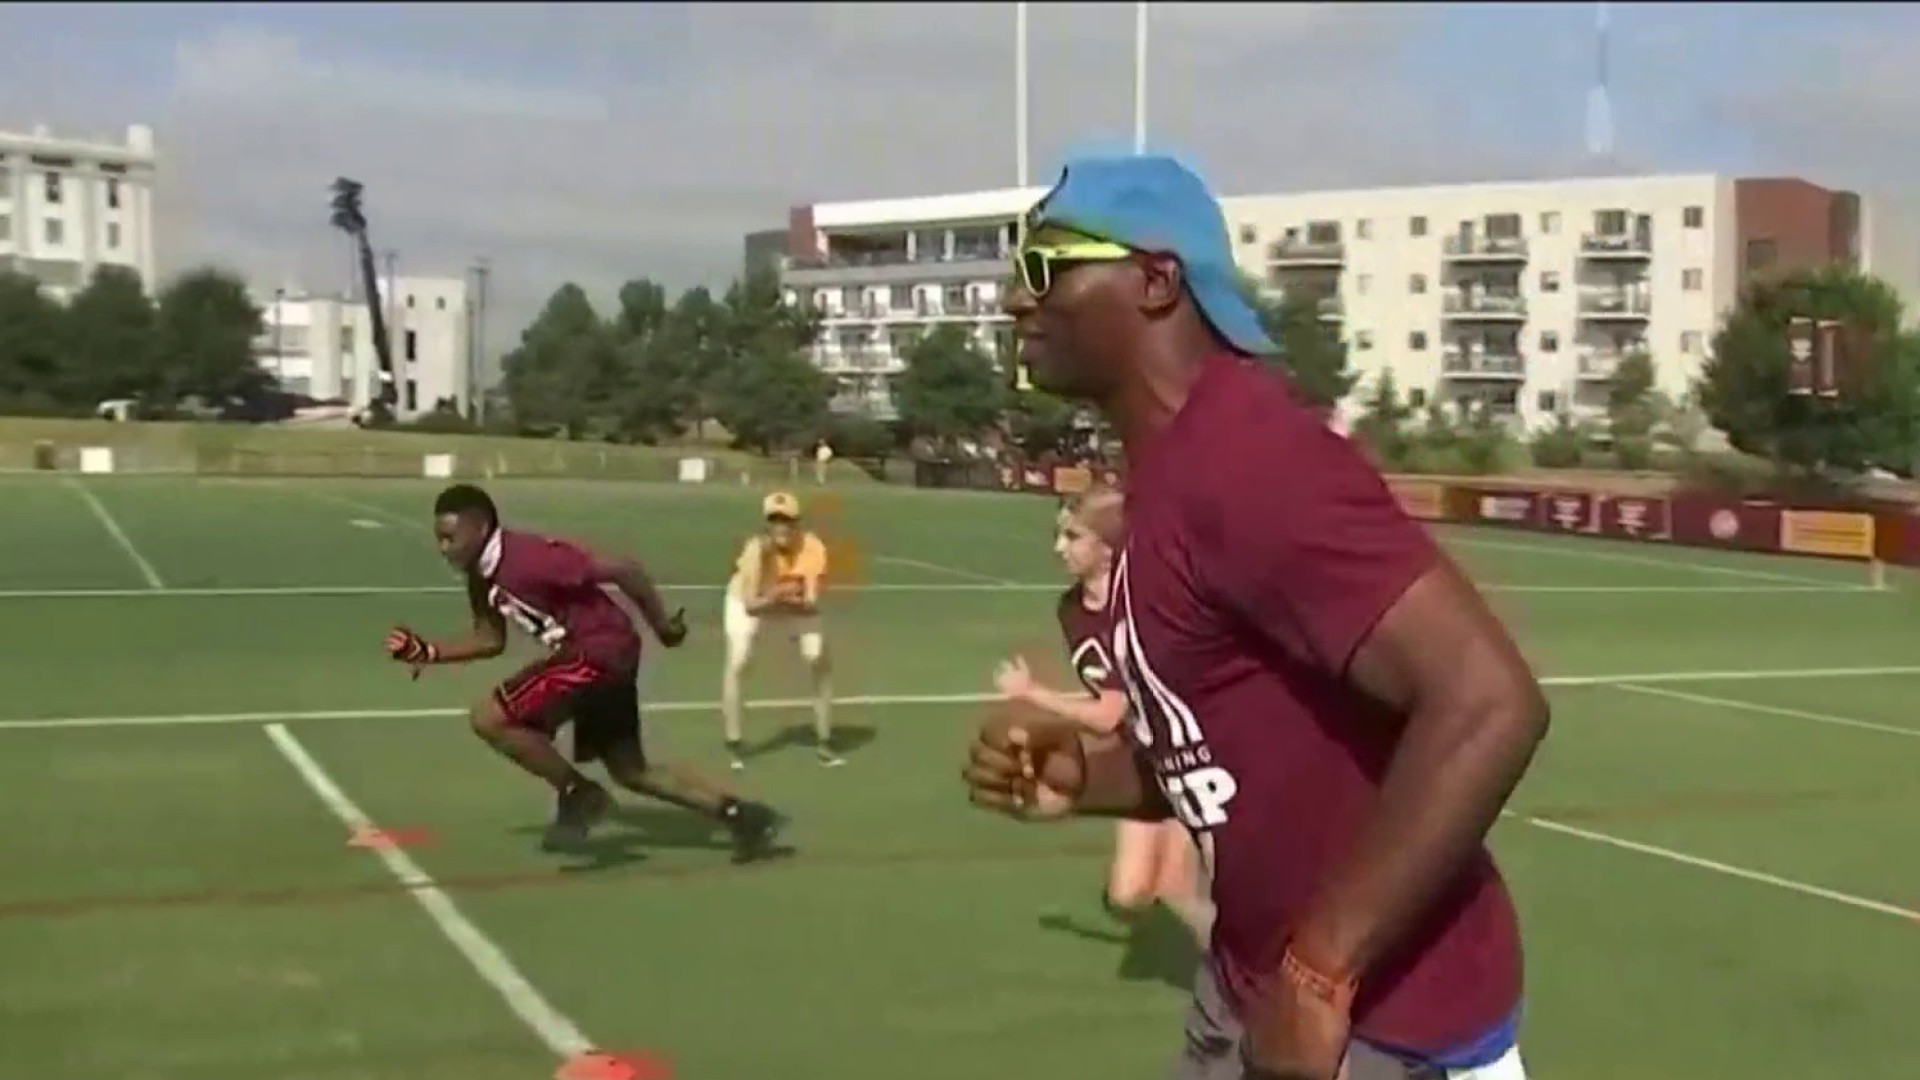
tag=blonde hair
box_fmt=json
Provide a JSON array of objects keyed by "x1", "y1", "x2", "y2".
[{"x1": 1059, "y1": 483, "x2": 1124, "y2": 546}]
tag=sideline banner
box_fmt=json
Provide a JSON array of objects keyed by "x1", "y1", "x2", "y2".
[{"x1": 1779, "y1": 509, "x2": 1876, "y2": 560}]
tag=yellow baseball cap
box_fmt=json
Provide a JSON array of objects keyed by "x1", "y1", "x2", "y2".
[{"x1": 763, "y1": 491, "x2": 801, "y2": 519}]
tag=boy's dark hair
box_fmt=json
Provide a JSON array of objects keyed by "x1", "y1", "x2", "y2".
[{"x1": 433, "y1": 484, "x2": 498, "y2": 528}]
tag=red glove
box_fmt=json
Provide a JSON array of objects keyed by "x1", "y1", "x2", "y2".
[{"x1": 385, "y1": 625, "x2": 438, "y2": 667}]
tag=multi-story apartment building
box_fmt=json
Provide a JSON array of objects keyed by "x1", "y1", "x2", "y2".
[
  {"x1": 0, "y1": 123, "x2": 158, "y2": 300},
  {"x1": 253, "y1": 275, "x2": 473, "y2": 420},
  {"x1": 776, "y1": 188, "x2": 1043, "y2": 416},
  {"x1": 774, "y1": 173, "x2": 1868, "y2": 428}
]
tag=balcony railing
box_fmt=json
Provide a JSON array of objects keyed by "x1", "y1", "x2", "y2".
[
  {"x1": 1442, "y1": 292, "x2": 1528, "y2": 317},
  {"x1": 1268, "y1": 238, "x2": 1345, "y2": 264},
  {"x1": 1580, "y1": 232, "x2": 1652, "y2": 257},
  {"x1": 1441, "y1": 350, "x2": 1526, "y2": 378},
  {"x1": 1577, "y1": 290, "x2": 1652, "y2": 317},
  {"x1": 1442, "y1": 235, "x2": 1529, "y2": 260}
]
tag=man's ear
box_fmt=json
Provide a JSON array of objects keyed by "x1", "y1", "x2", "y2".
[{"x1": 1138, "y1": 254, "x2": 1184, "y2": 316}]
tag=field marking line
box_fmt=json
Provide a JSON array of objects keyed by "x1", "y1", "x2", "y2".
[
  {"x1": 0, "y1": 581, "x2": 1884, "y2": 601},
  {"x1": 1445, "y1": 533, "x2": 1839, "y2": 588},
  {"x1": 63, "y1": 478, "x2": 165, "y2": 589},
  {"x1": 1513, "y1": 811, "x2": 1920, "y2": 923},
  {"x1": 264, "y1": 723, "x2": 595, "y2": 1058},
  {"x1": 1612, "y1": 682, "x2": 1920, "y2": 741},
  {"x1": 7, "y1": 665, "x2": 1920, "y2": 732},
  {"x1": 872, "y1": 554, "x2": 1015, "y2": 586},
  {"x1": 293, "y1": 488, "x2": 418, "y2": 530}
]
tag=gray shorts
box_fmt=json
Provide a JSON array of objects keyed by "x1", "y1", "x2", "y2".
[{"x1": 1165, "y1": 963, "x2": 1527, "y2": 1080}]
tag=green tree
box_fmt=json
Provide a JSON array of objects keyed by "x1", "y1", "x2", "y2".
[
  {"x1": 1698, "y1": 266, "x2": 1920, "y2": 476},
  {"x1": 1240, "y1": 274, "x2": 1355, "y2": 411},
  {"x1": 499, "y1": 283, "x2": 618, "y2": 438},
  {"x1": 64, "y1": 265, "x2": 158, "y2": 406},
  {"x1": 1605, "y1": 349, "x2": 1659, "y2": 469},
  {"x1": 892, "y1": 323, "x2": 1005, "y2": 446},
  {"x1": 0, "y1": 271, "x2": 66, "y2": 413},
  {"x1": 152, "y1": 267, "x2": 271, "y2": 408},
  {"x1": 607, "y1": 277, "x2": 695, "y2": 443},
  {"x1": 1349, "y1": 369, "x2": 1414, "y2": 468},
  {"x1": 1006, "y1": 388, "x2": 1080, "y2": 456},
  {"x1": 710, "y1": 269, "x2": 830, "y2": 453}
]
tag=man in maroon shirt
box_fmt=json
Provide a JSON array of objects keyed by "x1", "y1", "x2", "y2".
[
  {"x1": 387, "y1": 484, "x2": 784, "y2": 859},
  {"x1": 964, "y1": 156, "x2": 1548, "y2": 1080}
]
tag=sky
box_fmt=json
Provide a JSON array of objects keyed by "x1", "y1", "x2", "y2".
[{"x1": 2, "y1": 1, "x2": 1917, "y2": 355}]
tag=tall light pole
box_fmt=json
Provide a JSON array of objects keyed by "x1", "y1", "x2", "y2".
[
  {"x1": 1133, "y1": 1, "x2": 1149, "y2": 153},
  {"x1": 1015, "y1": 1, "x2": 1029, "y2": 187}
]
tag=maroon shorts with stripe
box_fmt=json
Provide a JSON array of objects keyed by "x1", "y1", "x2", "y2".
[{"x1": 494, "y1": 651, "x2": 643, "y2": 765}]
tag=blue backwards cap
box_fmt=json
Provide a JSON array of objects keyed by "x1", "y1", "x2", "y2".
[{"x1": 1027, "y1": 154, "x2": 1274, "y2": 357}]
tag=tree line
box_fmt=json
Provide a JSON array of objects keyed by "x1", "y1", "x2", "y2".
[
  {"x1": 5, "y1": 255, "x2": 1914, "y2": 485},
  {"x1": 0, "y1": 265, "x2": 273, "y2": 419}
]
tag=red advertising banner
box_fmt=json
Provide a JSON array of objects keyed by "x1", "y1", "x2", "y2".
[
  {"x1": 1460, "y1": 487, "x2": 1542, "y2": 528},
  {"x1": 1670, "y1": 495, "x2": 1785, "y2": 553},
  {"x1": 1539, "y1": 491, "x2": 1599, "y2": 534},
  {"x1": 1597, "y1": 495, "x2": 1673, "y2": 542}
]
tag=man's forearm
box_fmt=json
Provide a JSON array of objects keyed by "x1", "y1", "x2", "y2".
[
  {"x1": 611, "y1": 563, "x2": 672, "y2": 630},
  {"x1": 1291, "y1": 692, "x2": 1547, "y2": 977},
  {"x1": 1074, "y1": 734, "x2": 1174, "y2": 821}
]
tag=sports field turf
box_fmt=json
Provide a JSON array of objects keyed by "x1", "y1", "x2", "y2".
[{"x1": 2, "y1": 473, "x2": 1917, "y2": 1080}]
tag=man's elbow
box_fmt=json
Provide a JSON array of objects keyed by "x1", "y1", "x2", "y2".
[{"x1": 1480, "y1": 669, "x2": 1550, "y2": 766}]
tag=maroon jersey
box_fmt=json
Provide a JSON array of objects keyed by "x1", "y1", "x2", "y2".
[
  {"x1": 1055, "y1": 583, "x2": 1119, "y2": 697},
  {"x1": 469, "y1": 528, "x2": 642, "y2": 673},
  {"x1": 1107, "y1": 354, "x2": 1522, "y2": 1053}
]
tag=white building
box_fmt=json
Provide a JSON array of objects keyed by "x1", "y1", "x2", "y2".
[
  {"x1": 777, "y1": 172, "x2": 1866, "y2": 429},
  {"x1": 254, "y1": 275, "x2": 472, "y2": 420},
  {"x1": 778, "y1": 187, "x2": 1044, "y2": 415},
  {"x1": 0, "y1": 123, "x2": 158, "y2": 300}
]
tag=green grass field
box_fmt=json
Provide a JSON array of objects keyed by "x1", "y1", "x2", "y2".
[{"x1": 2, "y1": 474, "x2": 1917, "y2": 1080}]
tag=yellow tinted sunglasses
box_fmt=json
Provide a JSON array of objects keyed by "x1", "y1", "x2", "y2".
[{"x1": 1014, "y1": 237, "x2": 1135, "y2": 298}]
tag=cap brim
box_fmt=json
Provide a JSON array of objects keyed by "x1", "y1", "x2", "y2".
[{"x1": 1187, "y1": 268, "x2": 1276, "y2": 357}]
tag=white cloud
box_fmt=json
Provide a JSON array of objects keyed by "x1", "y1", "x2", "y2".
[{"x1": 142, "y1": 3, "x2": 1515, "y2": 349}]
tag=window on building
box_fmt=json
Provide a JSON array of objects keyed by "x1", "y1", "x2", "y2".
[
  {"x1": 1354, "y1": 330, "x2": 1374, "y2": 351},
  {"x1": 405, "y1": 379, "x2": 418, "y2": 412},
  {"x1": 1540, "y1": 211, "x2": 1560, "y2": 234},
  {"x1": 1409, "y1": 273, "x2": 1427, "y2": 294},
  {"x1": 1683, "y1": 206, "x2": 1704, "y2": 229},
  {"x1": 1355, "y1": 218, "x2": 1373, "y2": 240},
  {"x1": 44, "y1": 218, "x2": 63, "y2": 245},
  {"x1": 1305, "y1": 220, "x2": 1340, "y2": 245},
  {"x1": 1238, "y1": 224, "x2": 1257, "y2": 245},
  {"x1": 1485, "y1": 213, "x2": 1522, "y2": 239},
  {"x1": 1410, "y1": 216, "x2": 1428, "y2": 237},
  {"x1": 435, "y1": 296, "x2": 446, "y2": 311},
  {"x1": 44, "y1": 172, "x2": 61, "y2": 204},
  {"x1": 1409, "y1": 331, "x2": 1428, "y2": 351},
  {"x1": 341, "y1": 326, "x2": 356, "y2": 354},
  {"x1": 1408, "y1": 387, "x2": 1428, "y2": 408},
  {"x1": 0, "y1": 164, "x2": 10, "y2": 189},
  {"x1": 405, "y1": 330, "x2": 418, "y2": 361},
  {"x1": 1594, "y1": 209, "x2": 1627, "y2": 234},
  {"x1": 406, "y1": 294, "x2": 416, "y2": 309},
  {"x1": 1355, "y1": 273, "x2": 1372, "y2": 296},
  {"x1": 1539, "y1": 270, "x2": 1561, "y2": 292},
  {"x1": 106, "y1": 179, "x2": 121, "y2": 210},
  {"x1": 1746, "y1": 238, "x2": 1777, "y2": 272},
  {"x1": 888, "y1": 284, "x2": 913, "y2": 310},
  {"x1": 0, "y1": 213, "x2": 10, "y2": 242},
  {"x1": 943, "y1": 284, "x2": 967, "y2": 312},
  {"x1": 1537, "y1": 390, "x2": 1559, "y2": 414},
  {"x1": 841, "y1": 286, "x2": 862, "y2": 311},
  {"x1": 105, "y1": 221, "x2": 120, "y2": 249},
  {"x1": 1681, "y1": 331, "x2": 1703, "y2": 355},
  {"x1": 1681, "y1": 268, "x2": 1703, "y2": 291},
  {"x1": 1540, "y1": 330, "x2": 1560, "y2": 352}
]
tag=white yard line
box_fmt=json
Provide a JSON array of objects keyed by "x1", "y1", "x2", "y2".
[
  {"x1": 294, "y1": 488, "x2": 418, "y2": 529},
  {"x1": 1612, "y1": 682, "x2": 1920, "y2": 740},
  {"x1": 1514, "y1": 812, "x2": 1920, "y2": 924},
  {"x1": 64, "y1": 478, "x2": 164, "y2": 589},
  {"x1": 1446, "y1": 534, "x2": 1842, "y2": 588},
  {"x1": 873, "y1": 554, "x2": 1015, "y2": 586},
  {"x1": 265, "y1": 723, "x2": 595, "y2": 1058},
  {"x1": 0, "y1": 580, "x2": 1882, "y2": 601},
  {"x1": 7, "y1": 665, "x2": 1919, "y2": 732}
]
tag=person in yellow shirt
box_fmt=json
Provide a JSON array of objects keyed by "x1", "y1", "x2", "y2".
[{"x1": 721, "y1": 491, "x2": 840, "y2": 769}]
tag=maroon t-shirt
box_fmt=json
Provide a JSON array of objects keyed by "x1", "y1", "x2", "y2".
[
  {"x1": 1055, "y1": 583, "x2": 1120, "y2": 697},
  {"x1": 469, "y1": 529, "x2": 643, "y2": 673},
  {"x1": 1107, "y1": 354, "x2": 1522, "y2": 1053}
]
